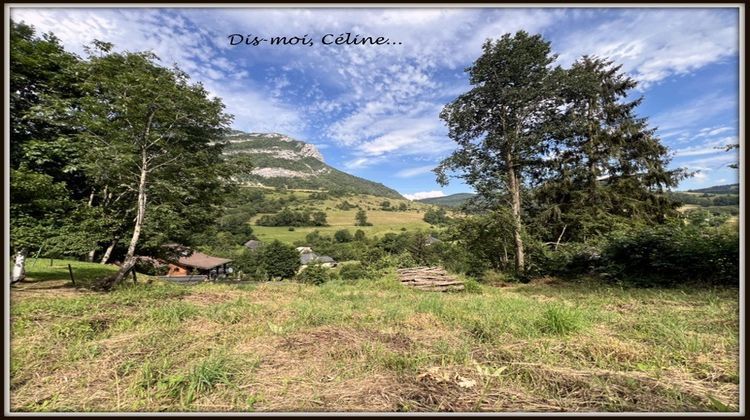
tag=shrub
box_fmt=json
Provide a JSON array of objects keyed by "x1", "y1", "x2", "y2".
[
  {"x1": 296, "y1": 263, "x2": 330, "y2": 285},
  {"x1": 339, "y1": 262, "x2": 370, "y2": 280},
  {"x1": 600, "y1": 223, "x2": 739, "y2": 286},
  {"x1": 463, "y1": 278, "x2": 482, "y2": 294},
  {"x1": 334, "y1": 229, "x2": 353, "y2": 243},
  {"x1": 423, "y1": 207, "x2": 449, "y2": 225},
  {"x1": 354, "y1": 229, "x2": 366, "y2": 241},
  {"x1": 257, "y1": 240, "x2": 300, "y2": 280}
]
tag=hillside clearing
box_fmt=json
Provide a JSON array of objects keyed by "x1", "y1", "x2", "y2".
[{"x1": 9, "y1": 261, "x2": 739, "y2": 412}]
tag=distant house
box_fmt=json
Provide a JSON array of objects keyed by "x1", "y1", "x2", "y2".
[
  {"x1": 244, "y1": 240, "x2": 262, "y2": 251},
  {"x1": 166, "y1": 250, "x2": 233, "y2": 280},
  {"x1": 297, "y1": 247, "x2": 337, "y2": 268}
]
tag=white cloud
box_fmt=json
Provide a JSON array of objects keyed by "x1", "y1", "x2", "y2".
[
  {"x1": 653, "y1": 92, "x2": 738, "y2": 133},
  {"x1": 395, "y1": 165, "x2": 436, "y2": 178},
  {"x1": 681, "y1": 153, "x2": 739, "y2": 172},
  {"x1": 555, "y1": 9, "x2": 738, "y2": 86},
  {"x1": 691, "y1": 171, "x2": 708, "y2": 183},
  {"x1": 403, "y1": 190, "x2": 445, "y2": 201},
  {"x1": 672, "y1": 136, "x2": 738, "y2": 158}
]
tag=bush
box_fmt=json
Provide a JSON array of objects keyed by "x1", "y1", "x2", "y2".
[
  {"x1": 423, "y1": 207, "x2": 449, "y2": 225},
  {"x1": 600, "y1": 223, "x2": 739, "y2": 286},
  {"x1": 334, "y1": 229, "x2": 353, "y2": 243},
  {"x1": 463, "y1": 278, "x2": 482, "y2": 294},
  {"x1": 296, "y1": 263, "x2": 330, "y2": 285},
  {"x1": 339, "y1": 262, "x2": 370, "y2": 280},
  {"x1": 257, "y1": 240, "x2": 301, "y2": 280},
  {"x1": 532, "y1": 241, "x2": 604, "y2": 278}
]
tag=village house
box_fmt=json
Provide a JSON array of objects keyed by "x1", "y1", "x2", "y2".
[
  {"x1": 296, "y1": 246, "x2": 337, "y2": 268},
  {"x1": 166, "y1": 251, "x2": 233, "y2": 280}
]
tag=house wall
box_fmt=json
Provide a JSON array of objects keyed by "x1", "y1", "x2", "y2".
[{"x1": 167, "y1": 264, "x2": 190, "y2": 276}]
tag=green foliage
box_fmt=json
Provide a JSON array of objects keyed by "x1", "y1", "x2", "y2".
[
  {"x1": 417, "y1": 193, "x2": 477, "y2": 208},
  {"x1": 338, "y1": 262, "x2": 370, "y2": 280},
  {"x1": 256, "y1": 208, "x2": 328, "y2": 227},
  {"x1": 599, "y1": 223, "x2": 739, "y2": 287},
  {"x1": 257, "y1": 240, "x2": 300, "y2": 280},
  {"x1": 296, "y1": 263, "x2": 330, "y2": 285},
  {"x1": 446, "y1": 209, "x2": 516, "y2": 273},
  {"x1": 422, "y1": 207, "x2": 449, "y2": 225},
  {"x1": 334, "y1": 229, "x2": 353, "y2": 243},
  {"x1": 355, "y1": 209, "x2": 372, "y2": 226},
  {"x1": 536, "y1": 304, "x2": 585, "y2": 335},
  {"x1": 354, "y1": 229, "x2": 366, "y2": 241}
]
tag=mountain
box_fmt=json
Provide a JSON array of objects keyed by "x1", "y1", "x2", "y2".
[
  {"x1": 223, "y1": 130, "x2": 403, "y2": 199},
  {"x1": 417, "y1": 193, "x2": 477, "y2": 208},
  {"x1": 687, "y1": 183, "x2": 739, "y2": 194}
]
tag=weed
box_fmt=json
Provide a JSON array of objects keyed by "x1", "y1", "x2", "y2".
[{"x1": 536, "y1": 304, "x2": 585, "y2": 335}]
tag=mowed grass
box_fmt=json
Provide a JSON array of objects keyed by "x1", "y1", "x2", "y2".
[{"x1": 9, "y1": 262, "x2": 739, "y2": 412}]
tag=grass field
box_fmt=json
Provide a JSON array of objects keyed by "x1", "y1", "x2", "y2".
[
  {"x1": 9, "y1": 260, "x2": 739, "y2": 412},
  {"x1": 250, "y1": 193, "x2": 437, "y2": 243}
]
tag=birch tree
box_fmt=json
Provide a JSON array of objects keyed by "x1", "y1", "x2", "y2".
[
  {"x1": 73, "y1": 42, "x2": 232, "y2": 289},
  {"x1": 436, "y1": 31, "x2": 562, "y2": 274}
]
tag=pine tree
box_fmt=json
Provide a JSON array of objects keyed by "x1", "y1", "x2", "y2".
[{"x1": 531, "y1": 56, "x2": 687, "y2": 242}]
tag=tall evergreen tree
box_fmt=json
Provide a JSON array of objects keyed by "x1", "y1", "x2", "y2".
[
  {"x1": 531, "y1": 56, "x2": 686, "y2": 242},
  {"x1": 436, "y1": 31, "x2": 563, "y2": 273}
]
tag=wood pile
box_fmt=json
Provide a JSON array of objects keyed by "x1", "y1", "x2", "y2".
[{"x1": 397, "y1": 266, "x2": 464, "y2": 292}]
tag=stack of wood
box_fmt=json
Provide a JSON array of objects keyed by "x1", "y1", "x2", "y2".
[{"x1": 397, "y1": 266, "x2": 465, "y2": 292}]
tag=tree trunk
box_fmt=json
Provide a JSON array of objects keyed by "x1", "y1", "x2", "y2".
[
  {"x1": 506, "y1": 151, "x2": 525, "y2": 273},
  {"x1": 86, "y1": 188, "x2": 97, "y2": 262},
  {"x1": 11, "y1": 249, "x2": 27, "y2": 283},
  {"x1": 104, "y1": 159, "x2": 147, "y2": 289},
  {"x1": 99, "y1": 110, "x2": 155, "y2": 290},
  {"x1": 100, "y1": 237, "x2": 119, "y2": 264}
]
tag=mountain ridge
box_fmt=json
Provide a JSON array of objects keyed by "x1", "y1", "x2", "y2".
[{"x1": 223, "y1": 130, "x2": 403, "y2": 199}]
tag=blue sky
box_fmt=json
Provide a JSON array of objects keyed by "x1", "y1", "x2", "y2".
[{"x1": 11, "y1": 7, "x2": 740, "y2": 199}]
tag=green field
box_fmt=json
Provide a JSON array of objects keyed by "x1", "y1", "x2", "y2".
[
  {"x1": 249, "y1": 192, "x2": 438, "y2": 243},
  {"x1": 9, "y1": 260, "x2": 739, "y2": 412}
]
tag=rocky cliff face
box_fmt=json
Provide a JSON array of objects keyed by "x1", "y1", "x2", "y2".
[{"x1": 222, "y1": 130, "x2": 403, "y2": 198}]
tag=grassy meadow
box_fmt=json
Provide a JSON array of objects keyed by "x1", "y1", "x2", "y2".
[
  {"x1": 250, "y1": 192, "x2": 436, "y2": 243},
  {"x1": 9, "y1": 260, "x2": 739, "y2": 412}
]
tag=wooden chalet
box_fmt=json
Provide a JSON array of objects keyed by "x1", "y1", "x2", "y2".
[{"x1": 166, "y1": 250, "x2": 233, "y2": 280}]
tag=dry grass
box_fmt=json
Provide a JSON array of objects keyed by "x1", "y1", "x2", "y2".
[{"x1": 9, "y1": 264, "x2": 740, "y2": 413}]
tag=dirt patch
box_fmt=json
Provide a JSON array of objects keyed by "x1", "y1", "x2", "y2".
[{"x1": 11, "y1": 280, "x2": 99, "y2": 300}]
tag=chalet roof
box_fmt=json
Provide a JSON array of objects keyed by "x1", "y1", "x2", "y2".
[
  {"x1": 300, "y1": 253, "x2": 336, "y2": 265},
  {"x1": 174, "y1": 251, "x2": 232, "y2": 270},
  {"x1": 244, "y1": 240, "x2": 262, "y2": 250}
]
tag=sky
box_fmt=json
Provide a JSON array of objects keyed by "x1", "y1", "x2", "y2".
[{"x1": 10, "y1": 6, "x2": 741, "y2": 200}]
